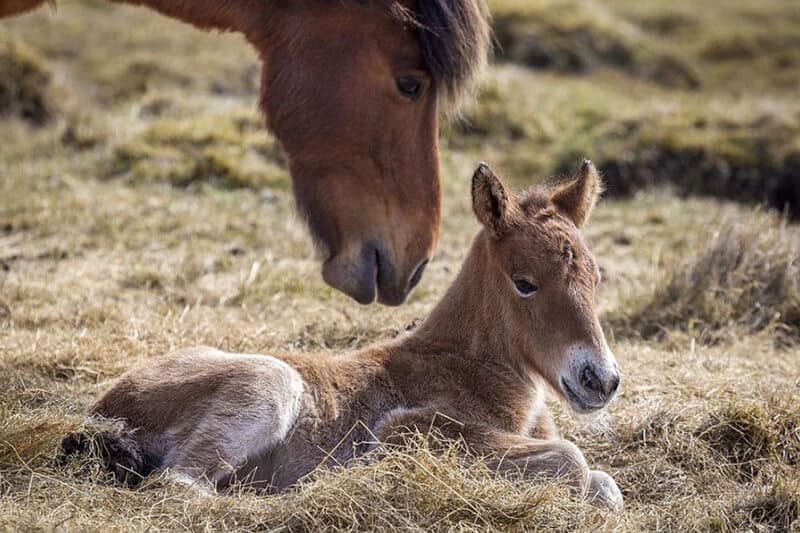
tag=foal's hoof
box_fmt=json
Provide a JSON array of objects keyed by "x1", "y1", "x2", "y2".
[{"x1": 587, "y1": 470, "x2": 623, "y2": 510}]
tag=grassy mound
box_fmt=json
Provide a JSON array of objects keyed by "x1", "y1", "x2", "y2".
[
  {"x1": 489, "y1": 0, "x2": 800, "y2": 94},
  {"x1": 0, "y1": 36, "x2": 53, "y2": 124},
  {"x1": 109, "y1": 110, "x2": 289, "y2": 190},
  {"x1": 451, "y1": 69, "x2": 800, "y2": 216},
  {"x1": 490, "y1": 0, "x2": 699, "y2": 89},
  {"x1": 99, "y1": 58, "x2": 192, "y2": 101},
  {"x1": 609, "y1": 211, "x2": 800, "y2": 345},
  {"x1": 554, "y1": 110, "x2": 800, "y2": 217}
]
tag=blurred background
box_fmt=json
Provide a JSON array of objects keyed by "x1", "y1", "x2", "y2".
[
  {"x1": 1, "y1": 1, "x2": 799, "y2": 530},
  {"x1": 2, "y1": 0, "x2": 799, "y2": 210}
]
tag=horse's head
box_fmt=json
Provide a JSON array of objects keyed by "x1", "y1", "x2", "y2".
[
  {"x1": 471, "y1": 161, "x2": 620, "y2": 413},
  {"x1": 257, "y1": 0, "x2": 489, "y2": 305}
]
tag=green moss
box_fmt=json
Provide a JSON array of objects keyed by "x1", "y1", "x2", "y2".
[
  {"x1": 110, "y1": 113, "x2": 289, "y2": 190},
  {"x1": 99, "y1": 59, "x2": 192, "y2": 101}
]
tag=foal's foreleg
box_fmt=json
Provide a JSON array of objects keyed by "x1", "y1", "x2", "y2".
[
  {"x1": 373, "y1": 408, "x2": 622, "y2": 509},
  {"x1": 0, "y1": 0, "x2": 49, "y2": 18},
  {"x1": 482, "y1": 432, "x2": 622, "y2": 509}
]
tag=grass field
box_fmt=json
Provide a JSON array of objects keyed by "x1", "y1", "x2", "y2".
[{"x1": 1, "y1": 0, "x2": 799, "y2": 530}]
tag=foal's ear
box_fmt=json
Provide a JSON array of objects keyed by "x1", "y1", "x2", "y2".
[
  {"x1": 551, "y1": 159, "x2": 603, "y2": 228},
  {"x1": 472, "y1": 163, "x2": 517, "y2": 239}
]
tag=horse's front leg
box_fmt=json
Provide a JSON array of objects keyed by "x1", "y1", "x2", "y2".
[{"x1": 372, "y1": 407, "x2": 622, "y2": 509}]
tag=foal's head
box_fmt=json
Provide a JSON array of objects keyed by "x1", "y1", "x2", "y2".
[
  {"x1": 257, "y1": 0, "x2": 489, "y2": 305},
  {"x1": 471, "y1": 161, "x2": 620, "y2": 413}
]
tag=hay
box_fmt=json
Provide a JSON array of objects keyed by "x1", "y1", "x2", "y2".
[{"x1": 611, "y1": 211, "x2": 800, "y2": 345}]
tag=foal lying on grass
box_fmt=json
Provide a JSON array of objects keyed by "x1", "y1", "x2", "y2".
[{"x1": 61, "y1": 160, "x2": 623, "y2": 508}]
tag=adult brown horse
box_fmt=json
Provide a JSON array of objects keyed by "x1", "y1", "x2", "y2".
[{"x1": 0, "y1": 0, "x2": 490, "y2": 305}]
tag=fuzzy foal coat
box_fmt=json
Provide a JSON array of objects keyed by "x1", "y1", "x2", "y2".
[{"x1": 72, "y1": 163, "x2": 623, "y2": 508}]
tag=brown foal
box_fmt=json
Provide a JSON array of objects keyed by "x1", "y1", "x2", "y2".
[{"x1": 61, "y1": 160, "x2": 623, "y2": 508}]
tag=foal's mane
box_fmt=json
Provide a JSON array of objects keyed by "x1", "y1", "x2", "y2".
[{"x1": 365, "y1": 0, "x2": 491, "y2": 110}]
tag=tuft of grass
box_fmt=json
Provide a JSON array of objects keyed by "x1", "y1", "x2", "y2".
[
  {"x1": 0, "y1": 35, "x2": 53, "y2": 124},
  {"x1": 698, "y1": 399, "x2": 800, "y2": 481},
  {"x1": 731, "y1": 479, "x2": 800, "y2": 532},
  {"x1": 570, "y1": 393, "x2": 800, "y2": 530},
  {"x1": 610, "y1": 211, "x2": 800, "y2": 345}
]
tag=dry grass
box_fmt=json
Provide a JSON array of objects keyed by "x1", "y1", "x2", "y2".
[
  {"x1": 1, "y1": 0, "x2": 800, "y2": 530},
  {"x1": 611, "y1": 211, "x2": 800, "y2": 346},
  {"x1": 0, "y1": 35, "x2": 53, "y2": 124}
]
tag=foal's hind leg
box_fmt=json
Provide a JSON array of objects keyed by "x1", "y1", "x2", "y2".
[
  {"x1": 0, "y1": 0, "x2": 49, "y2": 18},
  {"x1": 161, "y1": 365, "x2": 304, "y2": 486}
]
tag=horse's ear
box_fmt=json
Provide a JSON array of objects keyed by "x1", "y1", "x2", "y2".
[
  {"x1": 551, "y1": 159, "x2": 603, "y2": 228},
  {"x1": 472, "y1": 163, "x2": 517, "y2": 239}
]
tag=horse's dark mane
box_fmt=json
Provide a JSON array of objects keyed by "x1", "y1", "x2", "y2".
[
  {"x1": 411, "y1": 0, "x2": 491, "y2": 110},
  {"x1": 376, "y1": 0, "x2": 490, "y2": 110},
  {"x1": 336, "y1": 0, "x2": 490, "y2": 110}
]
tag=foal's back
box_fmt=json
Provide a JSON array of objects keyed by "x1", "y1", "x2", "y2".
[
  {"x1": 91, "y1": 345, "x2": 409, "y2": 487},
  {"x1": 93, "y1": 347, "x2": 306, "y2": 483}
]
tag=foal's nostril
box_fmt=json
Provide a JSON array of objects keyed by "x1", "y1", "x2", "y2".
[
  {"x1": 580, "y1": 365, "x2": 602, "y2": 395},
  {"x1": 407, "y1": 259, "x2": 428, "y2": 292}
]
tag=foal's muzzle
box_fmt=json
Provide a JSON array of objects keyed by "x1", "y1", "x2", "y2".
[{"x1": 559, "y1": 346, "x2": 621, "y2": 413}]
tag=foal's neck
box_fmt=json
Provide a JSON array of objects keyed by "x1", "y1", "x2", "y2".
[{"x1": 400, "y1": 234, "x2": 532, "y2": 382}]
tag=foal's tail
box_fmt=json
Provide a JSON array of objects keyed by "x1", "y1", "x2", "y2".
[{"x1": 57, "y1": 417, "x2": 158, "y2": 487}]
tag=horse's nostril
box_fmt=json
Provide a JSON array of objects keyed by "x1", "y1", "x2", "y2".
[
  {"x1": 609, "y1": 374, "x2": 621, "y2": 395},
  {"x1": 580, "y1": 365, "x2": 601, "y2": 394},
  {"x1": 407, "y1": 259, "x2": 428, "y2": 292}
]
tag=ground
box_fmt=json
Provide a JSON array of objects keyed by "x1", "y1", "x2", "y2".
[{"x1": 1, "y1": 0, "x2": 799, "y2": 531}]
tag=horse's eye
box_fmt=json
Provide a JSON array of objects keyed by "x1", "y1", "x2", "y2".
[
  {"x1": 396, "y1": 76, "x2": 423, "y2": 100},
  {"x1": 512, "y1": 277, "x2": 538, "y2": 298}
]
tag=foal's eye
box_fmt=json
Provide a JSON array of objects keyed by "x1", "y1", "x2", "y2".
[
  {"x1": 396, "y1": 76, "x2": 423, "y2": 100},
  {"x1": 512, "y1": 277, "x2": 538, "y2": 298}
]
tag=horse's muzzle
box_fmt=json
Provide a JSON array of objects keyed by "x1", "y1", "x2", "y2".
[{"x1": 322, "y1": 243, "x2": 428, "y2": 306}]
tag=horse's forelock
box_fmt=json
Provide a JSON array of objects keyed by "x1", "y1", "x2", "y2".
[
  {"x1": 335, "y1": 0, "x2": 490, "y2": 111},
  {"x1": 412, "y1": 0, "x2": 491, "y2": 112}
]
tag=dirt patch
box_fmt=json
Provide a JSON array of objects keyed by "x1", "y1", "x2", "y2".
[{"x1": 593, "y1": 145, "x2": 800, "y2": 218}]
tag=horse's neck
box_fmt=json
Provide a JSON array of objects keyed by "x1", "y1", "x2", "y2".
[{"x1": 107, "y1": 0, "x2": 272, "y2": 40}]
